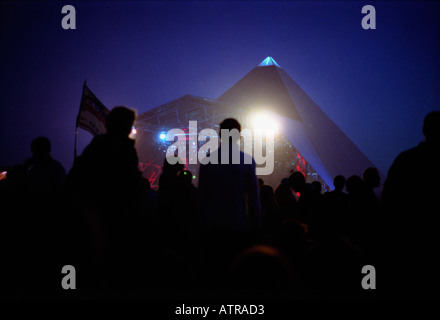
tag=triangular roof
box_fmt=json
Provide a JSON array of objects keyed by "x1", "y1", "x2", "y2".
[
  {"x1": 258, "y1": 56, "x2": 281, "y2": 68},
  {"x1": 218, "y1": 57, "x2": 379, "y2": 188}
]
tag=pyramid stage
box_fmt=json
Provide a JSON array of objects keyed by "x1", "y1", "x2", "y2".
[{"x1": 135, "y1": 57, "x2": 378, "y2": 190}]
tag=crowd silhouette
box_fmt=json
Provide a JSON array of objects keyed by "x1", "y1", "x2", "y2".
[{"x1": 1, "y1": 109, "x2": 439, "y2": 299}]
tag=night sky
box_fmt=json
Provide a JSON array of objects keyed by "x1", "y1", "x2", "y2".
[{"x1": 1, "y1": 1, "x2": 439, "y2": 178}]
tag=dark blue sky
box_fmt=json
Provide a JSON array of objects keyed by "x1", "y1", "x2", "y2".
[{"x1": 1, "y1": 1, "x2": 439, "y2": 176}]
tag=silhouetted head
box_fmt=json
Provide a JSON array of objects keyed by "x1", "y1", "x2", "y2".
[
  {"x1": 289, "y1": 171, "x2": 306, "y2": 193},
  {"x1": 333, "y1": 175, "x2": 346, "y2": 192},
  {"x1": 31, "y1": 136, "x2": 51, "y2": 159},
  {"x1": 219, "y1": 118, "x2": 241, "y2": 142},
  {"x1": 423, "y1": 111, "x2": 440, "y2": 145},
  {"x1": 345, "y1": 175, "x2": 364, "y2": 196},
  {"x1": 312, "y1": 180, "x2": 322, "y2": 194},
  {"x1": 363, "y1": 167, "x2": 380, "y2": 189},
  {"x1": 159, "y1": 157, "x2": 184, "y2": 191},
  {"x1": 162, "y1": 157, "x2": 184, "y2": 175},
  {"x1": 280, "y1": 177, "x2": 289, "y2": 186},
  {"x1": 106, "y1": 106, "x2": 136, "y2": 136},
  {"x1": 177, "y1": 169, "x2": 193, "y2": 186}
]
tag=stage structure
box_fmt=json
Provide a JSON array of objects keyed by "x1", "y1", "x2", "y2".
[{"x1": 135, "y1": 57, "x2": 378, "y2": 190}]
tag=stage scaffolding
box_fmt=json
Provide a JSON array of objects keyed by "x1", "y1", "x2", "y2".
[{"x1": 134, "y1": 95, "x2": 329, "y2": 191}]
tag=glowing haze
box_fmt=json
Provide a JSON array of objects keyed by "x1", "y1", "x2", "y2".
[{"x1": 0, "y1": 1, "x2": 439, "y2": 177}]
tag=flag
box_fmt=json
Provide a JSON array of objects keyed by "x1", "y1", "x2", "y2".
[{"x1": 76, "y1": 83, "x2": 110, "y2": 136}]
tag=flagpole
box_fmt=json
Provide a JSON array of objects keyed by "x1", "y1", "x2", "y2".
[{"x1": 74, "y1": 80, "x2": 87, "y2": 160}]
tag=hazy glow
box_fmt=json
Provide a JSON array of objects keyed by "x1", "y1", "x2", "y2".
[
  {"x1": 251, "y1": 112, "x2": 279, "y2": 132},
  {"x1": 159, "y1": 132, "x2": 166, "y2": 140},
  {"x1": 129, "y1": 126, "x2": 137, "y2": 139}
]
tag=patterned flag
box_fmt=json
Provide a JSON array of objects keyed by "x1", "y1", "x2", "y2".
[{"x1": 76, "y1": 83, "x2": 109, "y2": 136}]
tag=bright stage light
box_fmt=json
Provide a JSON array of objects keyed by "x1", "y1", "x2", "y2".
[
  {"x1": 251, "y1": 112, "x2": 279, "y2": 132},
  {"x1": 159, "y1": 132, "x2": 166, "y2": 140},
  {"x1": 131, "y1": 126, "x2": 137, "y2": 135}
]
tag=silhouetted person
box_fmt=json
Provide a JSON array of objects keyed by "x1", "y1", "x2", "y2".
[
  {"x1": 311, "y1": 180, "x2": 323, "y2": 195},
  {"x1": 259, "y1": 184, "x2": 281, "y2": 231},
  {"x1": 321, "y1": 175, "x2": 349, "y2": 239},
  {"x1": 13, "y1": 137, "x2": 67, "y2": 296},
  {"x1": 311, "y1": 180, "x2": 324, "y2": 206},
  {"x1": 198, "y1": 118, "x2": 261, "y2": 232},
  {"x1": 151, "y1": 163, "x2": 199, "y2": 294},
  {"x1": 157, "y1": 157, "x2": 184, "y2": 217},
  {"x1": 289, "y1": 171, "x2": 317, "y2": 227},
  {"x1": 363, "y1": 167, "x2": 380, "y2": 205},
  {"x1": 197, "y1": 118, "x2": 261, "y2": 293},
  {"x1": 382, "y1": 111, "x2": 440, "y2": 206},
  {"x1": 158, "y1": 158, "x2": 184, "y2": 193},
  {"x1": 139, "y1": 175, "x2": 158, "y2": 219},
  {"x1": 67, "y1": 106, "x2": 142, "y2": 211},
  {"x1": 334, "y1": 175, "x2": 346, "y2": 193},
  {"x1": 345, "y1": 174, "x2": 374, "y2": 246},
  {"x1": 323, "y1": 175, "x2": 348, "y2": 206},
  {"x1": 176, "y1": 169, "x2": 198, "y2": 234},
  {"x1": 159, "y1": 165, "x2": 197, "y2": 235},
  {"x1": 381, "y1": 111, "x2": 440, "y2": 298},
  {"x1": 346, "y1": 175, "x2": 365, "y2": 197},
  {"x1": 289, "y1": 171, "x2": 307, "y2": 195},
  {"x1": 156, "y1": 158, "x2": 185, "y2": 245},
  {"x1": 66, "y1": 106, "x2": 143, "y2": 294},
  {"x1": 23, "y1": 136, "x2": 66, "y2": 195},
  {"x1": 358, "y1": 167, "x2": 381, "y2": 250},
  {"x1": 275, "y1": 177, "x2": 297, "y2": 221}
]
